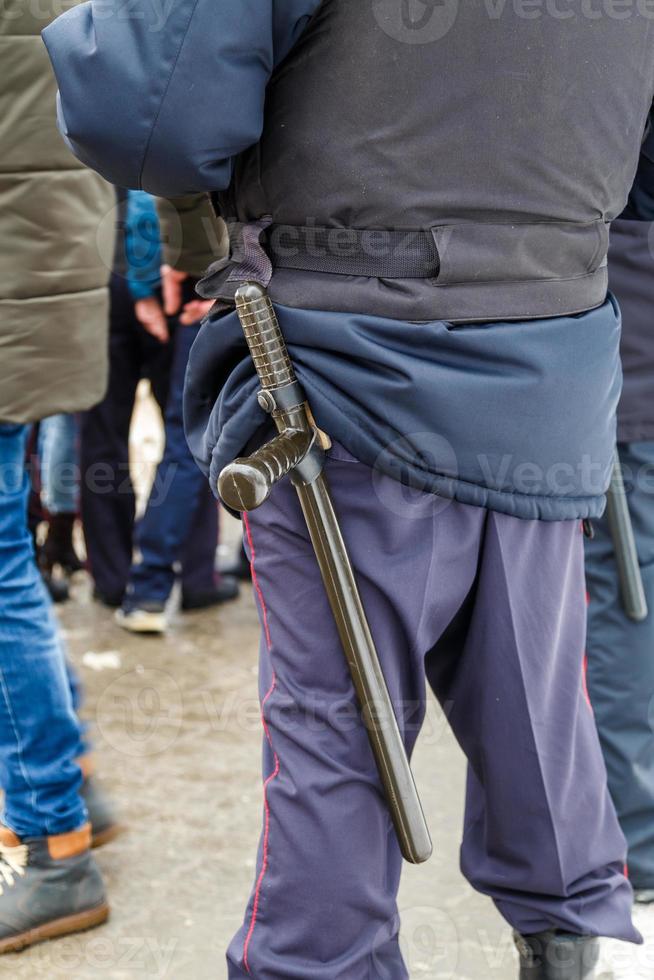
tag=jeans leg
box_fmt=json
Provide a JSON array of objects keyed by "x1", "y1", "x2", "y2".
[
  {"x1": 0, "y1": 424, "x2": 86, "y2": 837},
  {"x1": 38, "y1": 414, "x2": 79, "y2": 515},
  {"x1": 586, "y1": 440, "x2": 654, "y2": 891}
]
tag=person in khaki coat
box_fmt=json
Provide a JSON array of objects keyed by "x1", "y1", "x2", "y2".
[
  {"x1": 0, "y1": 1, "x2": 114, "y2": 422},
  {"x1": 0, "y1": 0, "x2": 115, "y2": 953}
]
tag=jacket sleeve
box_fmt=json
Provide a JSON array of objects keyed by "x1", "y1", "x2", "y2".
[
  {"x1": 42, "y1": 0, "x2": 320, "y2": 197},
  {"x1": 125, "y1": 191, "x2": 162, "y2": 301},
  {"x1": 156, "y1": 195, "x2": 228, "y2": 277}
]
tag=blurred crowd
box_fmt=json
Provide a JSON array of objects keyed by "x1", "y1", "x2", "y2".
[{"x1": 28, "y1": 189, "x2": 249, "y2": 631}]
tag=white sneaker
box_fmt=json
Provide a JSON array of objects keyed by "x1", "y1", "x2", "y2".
[
  {"x1": 597, "y1": 900, "x2": 654, "y2": 979},
  {"x1": 114, "y1": 604, "x2": 166, "y2": 634}
]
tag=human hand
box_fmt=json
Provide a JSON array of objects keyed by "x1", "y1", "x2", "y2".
[
  {"x1": 134, "y1": 297, "x2": 169, "y2": 343},
  {"x1": 179, "y1": 299, "x2": 214, "y2": 325},
  {"x1": 161, "y1": 264, "x2": 188, "y2": 316}
]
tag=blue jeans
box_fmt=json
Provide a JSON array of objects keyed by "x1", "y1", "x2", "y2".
[
  {"x1": 586, "y1": 440, "x2": 654, "y2": 891},
  {"x1": 38, "y1": 413, "x2": 79, "y2": 515},
  {"x1": 128, "y1": 322, "x2": 218, "y2": 605},
  {"x1": 0, "y1": 424, "x2": 87, "y2": 836}
]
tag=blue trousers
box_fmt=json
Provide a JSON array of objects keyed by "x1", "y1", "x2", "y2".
[
  {"x1": 586, "y1": 440, "x2": 654, "y2": 892},
  {"x1": 128, "y1": 321, "x2": 218, "y2": 604},
  {"x1": 38, "y1": 413, "x2": 78, "y2": 515},
  {"x1": 227, "y1": 443, "x2": 638, "y2": 979},
  {"x1": 0, "y1": 424, "x2": 87, "y2": 837}
]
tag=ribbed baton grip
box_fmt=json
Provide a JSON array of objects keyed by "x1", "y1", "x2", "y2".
[
  {"x1": 235, "y1": 282, "x2": 296, "y2": 390},
  {"x1": 218, "y1": 429, "x2": 313, "y2": 512}
]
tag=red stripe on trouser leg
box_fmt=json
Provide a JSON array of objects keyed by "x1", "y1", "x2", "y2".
[
  {"x1": 242, "y1": 513, "x2": 280, "y2": 975},
  {"x1": 582, "y1": 654, "x2": 593, "y2": 709}
]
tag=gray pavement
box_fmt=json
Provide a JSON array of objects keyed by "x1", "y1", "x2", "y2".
[{"x1": 3, "y1": 560, "x2": 520, "y2": 980}]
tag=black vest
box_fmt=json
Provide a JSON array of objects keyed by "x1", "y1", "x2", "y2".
[{"x1": 211, "y1": 0, "x2": 654, "y2": 323}]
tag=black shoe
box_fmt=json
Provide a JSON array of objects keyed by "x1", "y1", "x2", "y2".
[
  {"x1": 41, "y1": 514, "x2": 84, "y2": 575},
  {"x1": 79, "y1": 771, "x2": 124, "y2": 848},
  {"x1": 181, "y1": 576, "x2": 240, "y2": 611},
  {"x1": 92, "y1": 586, "x2": 124, "y2": 609},
  {"x1": 0, "y1": 823, "x2": 108, "y2": 954},
  {"x1": 218, "y1": 543, "x2": 251, "y2": 581},
  {"x1": 42, "y1": 571, "x2": 70, "y2": 604},
  {"x1": 514, "y1": 931, "x2": 599, "y2": 979}
]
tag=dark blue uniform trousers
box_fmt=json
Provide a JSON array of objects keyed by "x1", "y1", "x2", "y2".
[
  {"x1": 227, "y1": 443, "x2": 639, "y2": 979},
  {"x1": 586, "y1": 440, "x2": 654, "y2": 893}
]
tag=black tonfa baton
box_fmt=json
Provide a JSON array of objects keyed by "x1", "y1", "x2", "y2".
[
  {"x1": 605, "y1": 453, "x2": 648, "y2": 623},
  {"x1": 218, "y1": 282, "x2": 433, "y2": 865}
]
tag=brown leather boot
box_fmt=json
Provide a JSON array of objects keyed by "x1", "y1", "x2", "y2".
[{"x1": 0, "y1": 823, "x2": 108, "y2": 954}]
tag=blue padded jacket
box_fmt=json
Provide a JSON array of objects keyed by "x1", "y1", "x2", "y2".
[{"x1": 42, "y1": 0, "x2": 654, "y2": 519}]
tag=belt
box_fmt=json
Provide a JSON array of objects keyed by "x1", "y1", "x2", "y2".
[{"x1": 264, "y1": 224, "x2": 440, "y2": 279}]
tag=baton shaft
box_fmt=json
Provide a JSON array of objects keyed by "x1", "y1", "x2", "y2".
[
  {"x1": 296, "y1": 474, "x2": 433, "y2": 865},
  {"x1": 605, "y1": 457, "x2": 648, "y2": 623}
]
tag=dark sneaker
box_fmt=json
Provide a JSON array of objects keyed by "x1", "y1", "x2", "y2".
[
  {"x1": 514, "y1": 930, "x2": 599, "y2": 979},
  {"x1": 41, "y1": 571, "x2": 69, "y2": 604},
  {"x1": 79, "y1": 771, "x2": 124, "y2": 849},
  {"x1": 181, "y1": 576, "x2": 240, "y2": 611},
  {"x1": 115, "y1": 601, "x2": 166, "y2": 634},
  {"x1": 41, "y1": 514, "x2": 84, "y2": 575},
  {"x1": 0, "y1": 823, "x2": 108, "y2": 954}
]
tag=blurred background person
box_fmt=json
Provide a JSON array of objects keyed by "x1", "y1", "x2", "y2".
[
  {"x1": 0, "y1": 0, "x2": 117, "y2": 952},
  {"x1": 82, "y1": 189, "x2": 238, "y2": 632},
  {"x1": 587, "y1": 173, "x2": 654, "y2": 977},
  {"x1": 28, "y1": 412, "x2": 84, "y2": 605},
  {"x1": 80, "y1": 187, "x2": 174, "y2": 608},
  {"x1": 117, "y1": 191, "x2": 241, "y2": 632},
  {"x1": 23, "y1": 416, "x2": 80, "y2": 605},
  {"x1": 37, "y1": 414, "x2": 84, "y2": 579}
]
